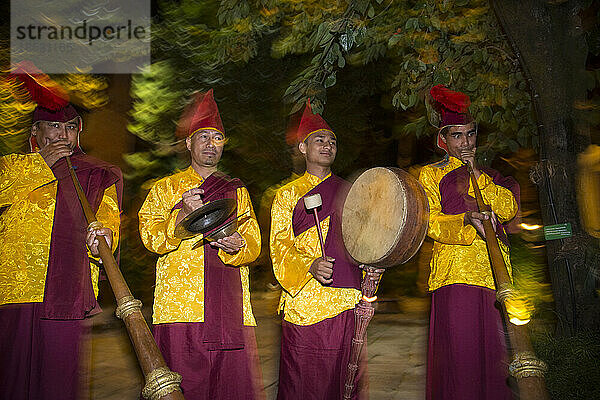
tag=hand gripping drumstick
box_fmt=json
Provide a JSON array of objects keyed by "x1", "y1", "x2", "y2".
[{"x1": 303, "y1": 194, "x2": 327, "y2": 259}]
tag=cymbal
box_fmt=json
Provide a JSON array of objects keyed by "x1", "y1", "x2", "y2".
[
  {"x1": 192, "y1": 214, "x2": 251, "y2": 249},
  {"x1": 174, "y1": 198, "x2": 236, "y2": 239}
]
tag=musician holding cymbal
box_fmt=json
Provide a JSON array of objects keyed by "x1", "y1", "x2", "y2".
[
  {"x1": 418, "y1": 85, "x2": 520, "y2": 400},
  {"x1": 0, "y1": 62, "x2": 121, "y2": 400},
  {"x1": 270, "y1": 101, "x2": 377, "y2": 400},
  {"x1": 138, "y1": 89, "x2": 264, "y2": 400}
]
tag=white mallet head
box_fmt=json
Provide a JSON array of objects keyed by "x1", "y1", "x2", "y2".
[{"x1": 303, "y1": 193, "x2": 322, "y2": 210}]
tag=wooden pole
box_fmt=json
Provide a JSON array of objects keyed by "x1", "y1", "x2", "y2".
[
  {"x1": 66, "y1": 157, "x2": 184, "y2": 400},
  {"x1": 304, "y1": 194, "x2": 327, "y2": 258},
  {"x1": 312, "y1": 208, "x2": 327, "y2": 259},
  {"x1": 467, "y1": 163, "x2": 549, "y2": 400}
]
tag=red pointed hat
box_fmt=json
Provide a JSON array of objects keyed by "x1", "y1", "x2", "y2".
[
  {"x1": 177, "y1": 89, "x2": 225, "y2": 138},
  {"x1": 293, "y1": 100, "x2": 335, "y2": 143},
  {"x1": 9, "y1": 61, "x2": 81, "y2": 151},
  {"x1": 428, "y1": 85, "x2": 473, "y2": 152}
]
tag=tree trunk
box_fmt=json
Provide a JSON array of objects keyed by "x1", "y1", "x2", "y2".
[{"x1": 490, "y1": 0, "x2": 600, "y2": 335}]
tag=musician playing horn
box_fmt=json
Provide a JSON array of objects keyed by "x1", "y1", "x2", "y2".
[
  {"x1": 0, "y1": 63, "x2": 121, "y2": 400},
  {"x1": 270, "y1": 101, "x2": 374, "y2": 400},
  {"x1": 418, "y1": 85, "x2": 520, "y2": 400},
  {"x1": 138, "y1": 89, "x2": 264, "y2": 400}
]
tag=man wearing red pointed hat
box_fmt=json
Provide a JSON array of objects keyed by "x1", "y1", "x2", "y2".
[
  {"x1": 270, "y1": 102, "x2": 374, "y2": 399},
  {"x1": 418, "y1": 85, "x2": 520, "y2": 400},
  {"x1": 138, "y1": 89, "x2": 264, "y2": 400},
  {"x1": 0, "y1": 63, "x2": 122, "y2": 399}
]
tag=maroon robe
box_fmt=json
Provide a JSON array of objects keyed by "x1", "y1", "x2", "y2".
[
  {"x1": 427, "y1": 163, "x2": 519, "y2": 400},
  {"x1": 154, "y1": 172, "x2": 264, "y2": 400},
  {"x1": 0, "y1": 148, "x2": 123, "y2": 400},
  {"x1": 427, "y1": 284, "x2": 512, "y2": 400},
  {"x1": 277, "y1": 174, "x2": 367, "y2": 400}
]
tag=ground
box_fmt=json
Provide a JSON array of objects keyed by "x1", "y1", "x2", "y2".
[{"x1": 89, "y1": 288, "x2": 429, "y2": 400}]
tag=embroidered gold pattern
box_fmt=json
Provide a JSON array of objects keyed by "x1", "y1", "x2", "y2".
[
  {"x1": 0, "y1": 153, "x2": 120, "y2": 305},
  {"x1": 139, "y1": 167, "x2": 260, "y2": 325},
  {"x1": 418, "y1": 156, "x2": 518, "y2": 291},
  {"x1": 270, "y1": 172, "x2": 361, "y2": 326}
]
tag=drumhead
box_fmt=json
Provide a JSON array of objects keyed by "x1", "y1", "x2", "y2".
[{"x1": 342, "y1": 167, "x2": 428, "y2": 267}]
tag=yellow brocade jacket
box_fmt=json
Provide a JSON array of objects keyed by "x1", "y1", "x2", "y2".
[
  {"x1": 138, "y1": 167, "x2": 260, "y2": 326},
  {"x1": 418, "y1": 156, "x2": 518, "y2": 291},
  {"x1": 270, "y1": 172, "x2": 361, "y2": 326},
  {"x1": 0, "y1": 153, "x2": 120, "y2": 305}
]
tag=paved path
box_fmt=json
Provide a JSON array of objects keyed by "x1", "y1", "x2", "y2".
[{"x1": 90, "y1": 292, "x2": 429, "y2": 400}]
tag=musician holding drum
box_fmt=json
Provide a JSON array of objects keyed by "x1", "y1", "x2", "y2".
[
  {"x1": 138, "y1": 90, "x2": 264, "y2": 400},
  {"x1": 419, "y1": 85, "x2": 520, "y2": 400},
  {"x1": 270, "y1": 102, "x2": 373, "y2": 400},
  {"x1": 0, "y1": 63, "x2": 122, "y2": 400}
]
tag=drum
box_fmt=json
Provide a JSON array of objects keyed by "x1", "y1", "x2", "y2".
[{"x1": 341, "y1": 167, "x2": 429, "y2": 268}]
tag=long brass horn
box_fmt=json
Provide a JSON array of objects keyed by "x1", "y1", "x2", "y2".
[
  {"x1": 66, "y1": 156, "x2": 185, "y2": 400},
  {"x1": 466, "y1": 161, "x2": 549, "y2": 400}
]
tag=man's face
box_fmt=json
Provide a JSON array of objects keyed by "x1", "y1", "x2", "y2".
[
  {"x1": 441, "y1": 122, "x2": 477, "y2": 159},
  {"x1": 298, "y1": 130, "x2": 337, "y2": 168},
  {"x1": 32, "y1": 117, "x2": 80, "y2": 150},
  {"x1": 186, "y1": 129, "x2": 225, "y2": 168}
]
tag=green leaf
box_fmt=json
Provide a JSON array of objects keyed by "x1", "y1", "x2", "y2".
[
  {"x1": 355, "y1": 0, "x2": 369, "y2": 14},
  {"x1": 367, "y1": 5, "x2": 375, "y2": 18},
  {"x1": 392, "y1": 92, "x2": 400, "y2": 108},
  {"x1": 319, "y1": 31, "x2": 334, "y2": 46},
  {"x1": 324, "y1": 72, "x2": 337, "y2": 88},
  {"x1": 467, "y1": 79, "x2": 479, "y2": 91},
  {"x1": 311, "y1": 100, "x2": 324, "y2": 114},
  {"x1": 291, "y1": 100, "x2": 304, "y2": 114},
  {"x1": 340, "y1": 34, "x2": 350, "y2": 51},
  {"x1": 491, "y1": 111, "x2": 502, "y2": 125},
  {"x1": 332, "y1": 42, "x2": 341, "y2": 58},
  {"x1": 388, "y1": 34, "x2": 402, "y2": 46},
  {"x1": 338, "y1": 53, "x2": 346, "y2": 68},
  {"x1": 482, "y1": 106, "x2": 493, "y2": 122},
  {"x1": 284, "y1": 84, "x2": 297, "y2": 97},
  {"x1": 408, "y1": 92, "x2": 417, "y2": 108},
  {"x1": 405, "y1": 18, "x2": 418, "y2": 31},
  {"x1": 507, "y1": 139, "x2": 519, "y2": 153},
  {"x1": 481, "y1": 48, "x2": 489, "y2": 62}
]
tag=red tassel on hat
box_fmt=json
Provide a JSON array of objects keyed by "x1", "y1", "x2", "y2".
[
  {"x1": 10, "y1": 61, "x2": 70, "y2": 111},
  {"x1": 429, "y1": 85, "x2": 474, "y2": 152},
  {"x1": 429, "y1": 84, "x2": 470, "y2": 114}
]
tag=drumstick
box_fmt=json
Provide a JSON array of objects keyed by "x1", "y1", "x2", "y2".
[{"x1": 303, "y1": 194, "x2": 327, "y2": 259}]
